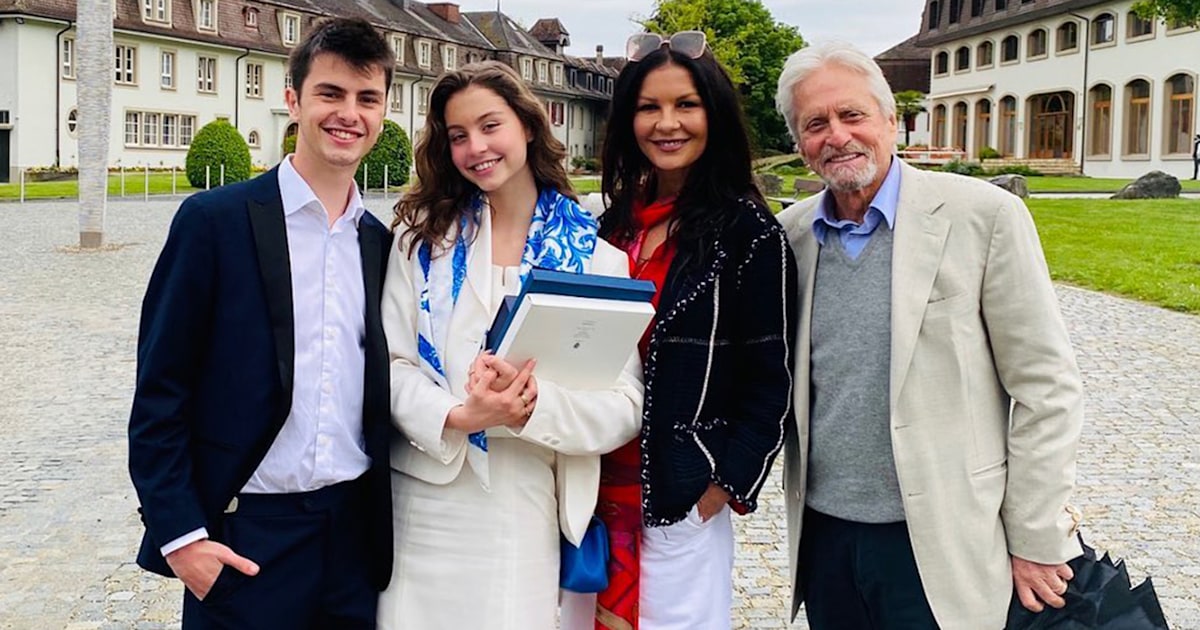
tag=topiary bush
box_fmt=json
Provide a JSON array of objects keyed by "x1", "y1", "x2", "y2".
[
  {"x1": 356, "y1": 119, "x2": 412, "y2": 189},
  {"x1": 185, "y1": 119, "x2": 252, "y2": 189}
]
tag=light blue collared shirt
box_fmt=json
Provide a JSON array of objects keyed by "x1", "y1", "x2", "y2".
[{"x1": 811, "y1": 157, "x2": 901, "y2": 260}]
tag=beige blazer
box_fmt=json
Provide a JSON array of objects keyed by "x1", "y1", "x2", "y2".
[
  {"x1": 777, "y1": 161, "x2": 1083, "y2": 629},
  {"x1": 380, "y1": 208, "x2": 643, "y2": 546}
]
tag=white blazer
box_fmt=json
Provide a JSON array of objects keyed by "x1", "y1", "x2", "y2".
[
  {"x1": 380, "y1": 206, "x2": 643, "y2": 546},
  {"x1": 777, "y1": 161, "x2": 1083, "y2": 629}
]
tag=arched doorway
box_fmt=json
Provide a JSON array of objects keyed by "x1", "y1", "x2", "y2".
[
  {"x1": 1027, "y1": 91, "x2": 1074, "y2": 159},
  {"x1": 282, "y1": 122, "x2": 298, "y2": 154}
]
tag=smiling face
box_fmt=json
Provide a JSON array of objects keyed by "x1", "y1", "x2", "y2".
[
  {"x1": 633, "y1": 62, "x2": 708, "y2": 198},
  {"x1": 445, "y1": 84, "x2": 534, "y2": 196},
  {"x1": 285, "y1": 52, "x2": 387, "y2": 178},
  {"x1": 791, "y1": 63, "x2": 897, "y2": 198}
]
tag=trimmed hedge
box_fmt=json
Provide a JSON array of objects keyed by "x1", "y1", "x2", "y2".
[
  {"x1": 185, "y1": 120, "x2": 252, "y2": 188},
  {"x1": 355, "y1": 119, "x2": 412, "y2": 189}
]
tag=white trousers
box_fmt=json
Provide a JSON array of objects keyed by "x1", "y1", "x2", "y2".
[
  {"x1": 639, "y1": 504, "x2": 734, "y2": 630},
  {"x1": 558, "y1": 505, "x2": 735, "y2": 630}
]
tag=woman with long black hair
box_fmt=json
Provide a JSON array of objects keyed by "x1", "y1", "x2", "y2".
[{"x1": 564, "y1": 31, "x2": 798, "y2": 630}]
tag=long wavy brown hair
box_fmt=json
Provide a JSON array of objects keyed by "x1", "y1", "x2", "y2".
[{"x1": 392, "y1": 60, "x2": 576, "y2": 254}]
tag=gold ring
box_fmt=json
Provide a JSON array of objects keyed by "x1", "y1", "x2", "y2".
[{"x1": 520, "y1": 392, "x2": 529, "y2": 404}]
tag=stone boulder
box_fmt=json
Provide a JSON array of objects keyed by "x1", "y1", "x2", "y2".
[
  {"x1": 794, "y1": 178, "x2": 826, "y2": 194},
  {"x1": 988, "y1": 174, "x2": 1029, "y2": 198},
  {"x1": 754, "y1": 173, "x2": 783, "y2": 196},
  {"x1": 1111, "y1": 171, "x2": 1181, "y2": 199}
]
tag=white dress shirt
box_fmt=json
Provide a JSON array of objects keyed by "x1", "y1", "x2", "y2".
[{"x1": 162, "y1": 156, "x2": 371, "y2": 555}]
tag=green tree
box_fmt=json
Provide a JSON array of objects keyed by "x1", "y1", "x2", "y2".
[
  {"x1": 641, "y1": 0, "x2": 805, "y2": 154},
  {"x1": 185, "y1": 120, "x2": 252, "y2": 188},
  {"x1": 1133, "y1": 0, "x2": 1200, "y2": 26},
  {"x1": 894, "y1": 90, "x2": 926, "y2": 147},
  {"x1": 355, "y1": 119, "x2": 413, "y2": 189}
]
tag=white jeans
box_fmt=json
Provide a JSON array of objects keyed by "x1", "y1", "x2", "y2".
[{"x1": 639, "y1": 504, "x2": 734, "y2": 630}]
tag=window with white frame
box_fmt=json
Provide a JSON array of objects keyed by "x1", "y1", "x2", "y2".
[
  {"x1": 143, "y1": 0, "x2": 169, "y2": 23},
  {"x1": 247, "y1": 130, "x2": 260, "y2": 147},
  {"x1": 537, "y1": 60, "x2": 548, "y2": 83},
  {"x1": 443, "y1": 45, "x2": 457, "y2": 70},
  {"x1": 181, "y1": 115, "x2": 195, "y2": 145},
  {"x1": 66, "y1": 108, "x2": 79, "y2": 136},
  {"x1": 418, "y1": 40, "x2": 432, "y2": 68},
  {"x1": 392, "y1": 35, "x2": 405, "y2": 64},
  {"x1": 114, "y1": 44, "x2": 137, "y2": 85},
  {"x1": 244, "y1": 7, "x2": 258, "y2": 28},
  {"x1": 245, "y1": 62, "x2": 263, "y2": 98},
  {"x1": 0, "y1": 111, "x2": 10, "y2": 125},
  {"x1": 549, "y1": 102, "x2": 564, "y2": 126},
  {"x1": 391, "y1": 82, "x2": 404, "y2": 112},
  {"x1": 197, "y1": 0, "x2": 216, "y2": 31},
  {"x1": 142, "y1": 112, "x2": 160, "y2": 146},
  {"x1": 162, "y1": 113, "x2": 176, "y2": 145},
  {"x1": 161, "y1": 51, "x2": 175, "y2": 88},
  {"x1": 125, "y1": 110, "x2": 198, "y2": 147},
  {"x1": 521, "y1": 58, "x2": 533, "y2": 81},
  {"x1": 61, "y1": 38, "x2": 75, "y2": 79},
  {"x1": 418, "y1": 85, "x2": 430, "y2": 114},
  {"x1": 284, "y1": 71, "x2": 292, "y2": 89},
  {"x1": 282, "y1": 13, "x2": 300, "y2": 46},
  {"x1": 197, "y1": 55, "x2": 217, "y2": 93},
  {"x1": 552, "y1": 63, "x2": 562, "y2": 86},
  {"x1": 124, "y1": 112, "x2": 140, "y2": 145}
]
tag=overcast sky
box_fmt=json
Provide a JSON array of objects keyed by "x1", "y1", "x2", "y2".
[{"x1": 482, "y1": 0, "x2": 929, "y2": 59}]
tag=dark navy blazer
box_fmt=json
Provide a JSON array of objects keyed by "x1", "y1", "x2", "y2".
[{"x1": 127, "y1": 167, "x2": 393, "y2": 590}]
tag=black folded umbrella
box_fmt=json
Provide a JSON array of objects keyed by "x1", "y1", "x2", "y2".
[{"x1": 1006, "y1": 535, "x2": 1170, "y2": 629}]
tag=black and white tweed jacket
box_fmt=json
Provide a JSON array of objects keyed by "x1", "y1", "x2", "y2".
[{"x1": 638, "y1": 197, "x2": 799, "y2": 527}]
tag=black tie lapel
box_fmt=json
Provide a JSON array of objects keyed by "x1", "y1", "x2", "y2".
[
  {"x1": 247, "y1": 195, "x2": 295, "y2": 397},
  {"x1": 358, "y1": 223, "x2": 383, "y2": 320}
]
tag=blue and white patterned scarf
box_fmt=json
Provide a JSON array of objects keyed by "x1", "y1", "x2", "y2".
[{"x1": 415, "y1": 188, "x2": 598, "y2": 489}]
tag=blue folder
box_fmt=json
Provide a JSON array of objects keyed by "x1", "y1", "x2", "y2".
[{"x1": 486, "y1": 268, "x2": 656, "y2": 352}]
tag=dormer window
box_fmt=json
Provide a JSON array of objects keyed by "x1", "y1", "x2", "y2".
[
  {"x1": 244, "y1": 7, "x2": 258, "y2": 28},
  {"x1": 392, "y1": 35, "x2": 406, "y2": 64},
  {"x1": 281, "y1": 12, "x2": 301, "y2": 46},
  {"x1": 537, "y1": 60, "x2": 548, "y2": 84},
  {"x1": 143, "y1": 0, "x2": 170, "y2": 24},
  {"x1": 521, "y1": 58, "x2": 533, "y2": 81},
  {"x1": 418, "y1": 40, "x2": 432, "y2": 68},
  {"x1": 442, "y1": 44, "x2": 457, "y2": 71},
  {"x1": 196, "y1": 0, "x2": 217, "y2": 32},
  {"x1": 552, "y1": 63, "x2": 562, "y2": 86}
]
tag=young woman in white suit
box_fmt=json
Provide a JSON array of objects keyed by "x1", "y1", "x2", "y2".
[{"x1": 377, "y1": 61, "x2": 642, "y2": 630}]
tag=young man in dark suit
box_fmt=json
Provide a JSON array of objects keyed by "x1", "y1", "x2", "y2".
[{"x1": 128, "y1": 17, "x2": 395, "y2": 628}]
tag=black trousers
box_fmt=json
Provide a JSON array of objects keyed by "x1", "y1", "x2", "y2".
[
  {"x1": 182, "y1": 479, "x2": 377, "y2": 629},
  {"x1": 799, "y1": 507, "x2": 939, "y2": 630}
]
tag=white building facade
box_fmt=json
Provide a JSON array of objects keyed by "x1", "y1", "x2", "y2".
[
  {"x1": 919, "y1": 0, "x2": 1200, "y2": 178},
  {"x1": 0, "y1": 0, "x2": 617, "y2": 183}
]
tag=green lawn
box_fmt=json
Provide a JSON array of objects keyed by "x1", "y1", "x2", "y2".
[
  {"x1": 1028, "y1": 198, "x2": 1200, "y2": 314},
  {"x1": 1024, "y1": 176, "x2": 1200, "y2": 193},
  {"x1": 0, "y1": 173, "x2": 200, "y2": 200}
]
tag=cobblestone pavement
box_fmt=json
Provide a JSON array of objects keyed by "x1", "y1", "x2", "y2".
[{"x1": 2, "y1": 199, "x2": 1198, "y2": 629}]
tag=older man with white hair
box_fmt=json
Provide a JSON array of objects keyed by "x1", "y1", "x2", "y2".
[{"x1": 773, "y1": 41, "x2": 1085, "y2": 630}]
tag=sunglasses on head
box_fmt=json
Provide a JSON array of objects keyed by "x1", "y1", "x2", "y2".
[{"x1": 625, "y1": 30, "x2": 707, "y2": 62}]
